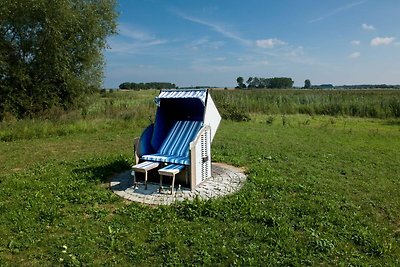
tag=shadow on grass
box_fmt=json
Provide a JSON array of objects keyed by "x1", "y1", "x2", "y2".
[
  {"x1": 72, "y1": 158, "x2": 131, "y2": 183},
  {"x1": 109, "y1": 170, "x2": 133, "y2": 192}
]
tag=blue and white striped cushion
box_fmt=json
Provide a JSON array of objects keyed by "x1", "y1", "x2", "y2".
[
  {"x1": 159, "y1": 163, "x2": 185, "y2": 172},
  {"x1": 142, "y1": 120, "x2": 202, "y2": 165},
  {"x1": 158, "y1": 121, "x2": 202, "y2": 157},
  {"x1": 142, "y1": 154, "x2": 189, "y2": 165}
]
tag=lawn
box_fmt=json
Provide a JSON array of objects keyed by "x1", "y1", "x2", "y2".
[{"x1": 0, "y1": 90, "x2": 399, "y2": 266}]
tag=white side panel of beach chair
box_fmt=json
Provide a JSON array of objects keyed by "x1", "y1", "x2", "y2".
[
  {"x1": 204, "y1": 93, "x2": 221, "y2": 142},
  {"x1": 190, "y1": 125, "x2": 211, "y2": 190}
]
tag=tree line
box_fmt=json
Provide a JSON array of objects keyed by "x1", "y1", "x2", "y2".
[
  {"x1": 305, "y1": 80, "x2": 400, "y2": 90},
  {"x1": 237, "y1": 77, "x2": 400, "y2": 90},
  {"x1": 119, "y1": 82, "x2": 176, "y2": 90},
  {"x1": 236, "y1": 76, "x2": 294, "y2": 89},
  {"x1": 335, "y1": 84, "x2": 400, "y2": 89}
]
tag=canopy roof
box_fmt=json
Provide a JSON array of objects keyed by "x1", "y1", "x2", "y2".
[
  {"x1": 155, "y1": 89, "x2": 207, "y2": 106},
  {"x1": 153, "y1": 88, "x2": 221, "y2": 142}
]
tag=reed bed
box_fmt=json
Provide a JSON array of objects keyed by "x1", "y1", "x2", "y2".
[
  {"x1": 210, "y1": 89, "x2": 400, "y2": 118},
  {"x1": 1, "y1": 89, "x2": 399, "y2": 142}
]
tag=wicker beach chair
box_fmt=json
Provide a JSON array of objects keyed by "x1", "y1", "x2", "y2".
[{"x1": 132, "y1": 89, "x2": 221, "y2": 191}]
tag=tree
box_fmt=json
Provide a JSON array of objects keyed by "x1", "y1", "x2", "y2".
[
  {"x1": 268, "y1": 77, "x2": 294, "y2": 89},
  {"x1": 118, "y1": 82, "x2": 176, "y2": 90},
  {"x1": 119, "y1": 82, "x2": 131, "y2": 89},
  {"x1": 304, "y1": 79, "x2": 311, "y2": 89},
  {"x1": 0, "y1": 0, "x2": 118, "y2": 119},
  {"x1": 236, "y1": 76, "x2": 246, "y2": 89},
  {"x1": 246, "y1": 77, "x2": 253, "y2": 87},
  {"x1": 237, "y1": 76, "x2": 294, "y2": 89},
  {"x1": 249, "y1": 77, "x2": 260, "y2": 88}
]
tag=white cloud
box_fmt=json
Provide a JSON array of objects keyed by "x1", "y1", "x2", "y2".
[
  {"x1": 108, "y1": 38, "x2": 168, "y2": 54},
  {"x1": 174, "y1": 11, "x2": 252, "y2": 46},
  {"x1": 186, "y1": 38, "x2": 224, "y2": 51},
  {"x1": 351, "y1": 40, "x2": 361, "y2": 46},
  {"x1": 118, "y1": 24, "x2": 159, "y2": 42},
  {"x1": 237, "y1": 56, "x2": 252, "y2": 62},
  {"x1": 215, "y1": 57, "x2": 226, "y2": 61},
  {"x1": 109, "y1": 24, "x2": 168, "y2": 54},
  {"x1": 190, "y1": 37, "x2": 209, "y2": 47},
  {"x1": 309, "y1": 0, "x2": 369, "y2": 23},
  {"x1": 371, "y1": 37, "x2": 395, "y2": 46},
  {"x1": 285, "y1": 46, "x2": 305, "y2": 57},
  {"x1": 349, "y1": 52, "x2": 361, "y2": 59},
  {"x1": 256, "y1": 38, "x2": 287, "y2": 49},
  {"x1": 362, "y1": 23, "x2": 375, "y2": 31},
  {"x1": 145, "y1": 39, "x2": 168, "y2": 46},
  {"x1": 209, "y1": 41, "x2": 224, "y2": 50},
  {"x1": 187, "y1": 37, "x2": 208, "y2": 51}
]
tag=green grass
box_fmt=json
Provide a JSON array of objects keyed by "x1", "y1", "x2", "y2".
[
  {"x1": 211, "y1": 89, "x2": 400, "y2": 118},
  {"x1": 0, "y1": 90, "x2": 157, "y2": 142},
  {"x1": 0, "y1": 90, "x2": 400, "y2": 265}
]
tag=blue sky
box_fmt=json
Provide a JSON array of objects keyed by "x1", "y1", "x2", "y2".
[{"x1": 104, "y1": 0, "x2": 400, "y2": 88}]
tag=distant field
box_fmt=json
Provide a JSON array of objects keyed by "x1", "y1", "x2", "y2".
[{"x1": 0, "y1": 89, "x2": 399, "y2": 265}]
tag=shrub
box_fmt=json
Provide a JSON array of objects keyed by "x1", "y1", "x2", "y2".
[{"x1": 219, "y1": 102, "x2": 251, "y2": 122}]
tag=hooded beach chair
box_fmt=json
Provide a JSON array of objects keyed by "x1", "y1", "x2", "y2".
[{"x1": 132, "y1": 89, "x2": 221, "y2": 192}]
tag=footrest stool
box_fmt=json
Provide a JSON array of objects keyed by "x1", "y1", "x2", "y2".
[
  {"x1": 132, "y1": 161, "x2": 159, "y2": 190},
  {"x1": 158, "y1": 164, "x2": 185, "y2": 195}
]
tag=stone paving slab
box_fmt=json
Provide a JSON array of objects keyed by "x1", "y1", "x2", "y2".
[{"x1": 110, "y1": 163, "x2": 247, "y2": 206}]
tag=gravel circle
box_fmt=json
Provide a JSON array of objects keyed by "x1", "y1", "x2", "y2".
[{"x1": 110, "y1": 163, "x2": 247, "y2": 205}]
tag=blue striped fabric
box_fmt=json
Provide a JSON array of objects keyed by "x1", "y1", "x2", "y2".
[
  {"x1": 160, "y1": 164, "x2": 185, "y2": 172},
  {"x1": 132, "y1": 161, "x2": 159, "y2": 170},
  {"x1": 155, "y1": 89, "x2": 207, "y2": 106},
  {"x1": 142, "y1": 120, "x2": 203, "y2": 165},
  {"x1": 142, "y1": 154, "x2": 190, "y2": 165}
]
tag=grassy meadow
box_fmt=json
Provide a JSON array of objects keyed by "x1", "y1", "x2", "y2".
[
  {"x1": 0, "y1": 89, "x2": 400, "y2": 265},
  {"x1": 212, "y1": 89, "x2": 400, "y2": 119}
]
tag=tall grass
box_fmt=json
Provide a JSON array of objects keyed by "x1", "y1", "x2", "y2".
[
  {"x1": 211, "y1": 89, "x2": 400, "y2": 118},
  {"x1": 1, "y1": 89, "x2": 399, "y2": 142},
  {"x1": 82, "y1": 90, "x2": 157, "y2": 118},
  {"x1": 0, "y1": 90, "x2": 158, "y2": 142}
]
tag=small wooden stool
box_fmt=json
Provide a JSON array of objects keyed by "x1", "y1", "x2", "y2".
[
  {"x1": 158, "y1": 164, "x2": 185, "y2": 195},
  {"x1": 132, "y1": 161, "x2": 159, "y2": 190}
]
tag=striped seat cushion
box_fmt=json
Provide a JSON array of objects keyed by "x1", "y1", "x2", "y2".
[
  {"x1": 158, "y1": 164, "x2": 185, "y2": 175},
  {"x1": 142, "y1": 120, "x2": 202, "y2": 165}
]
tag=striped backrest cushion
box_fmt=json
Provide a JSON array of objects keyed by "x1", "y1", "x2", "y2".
[{"x1": 157, "y1": 121, "x2": 203, "y2": 157}]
